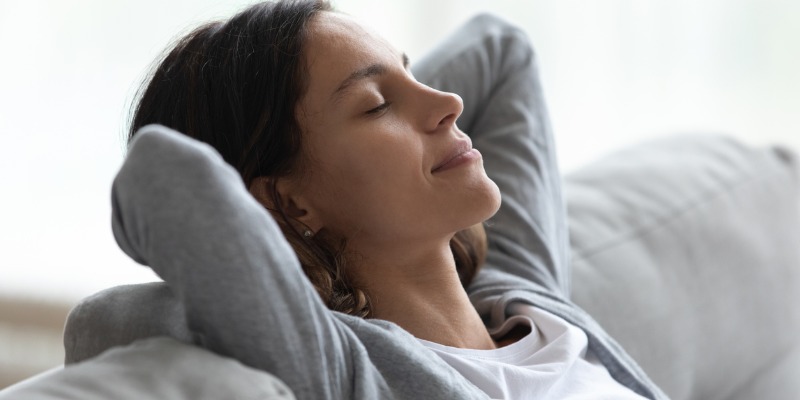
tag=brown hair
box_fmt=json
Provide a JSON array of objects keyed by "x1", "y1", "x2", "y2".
[{"x1": 129, "y1": 0, "x2": 487, "y2": 317}]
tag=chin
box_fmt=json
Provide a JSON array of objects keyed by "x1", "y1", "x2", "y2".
[
  {"x1": 483, "y1": 178, "x2": 503, "y2": 219},
  {"x1": 466, "y1": 174, "x2": 502, "y2": 224}
]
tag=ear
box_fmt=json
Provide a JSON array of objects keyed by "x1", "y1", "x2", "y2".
[{"x1": 249, "y1": 176, "x2": 323, "y2": 233}]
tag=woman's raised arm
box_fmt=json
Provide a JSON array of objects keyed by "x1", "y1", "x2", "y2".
[{"x1": 111, "y1": 125, "x2": 361, "y2": 399}]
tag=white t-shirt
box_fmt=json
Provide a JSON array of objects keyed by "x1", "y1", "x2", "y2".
[{"x1": 418, "y1": 303, "x2": 647, "y2": 400}]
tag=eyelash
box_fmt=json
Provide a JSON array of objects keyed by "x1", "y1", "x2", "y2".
[{"x1": 366, "y1": 102, "x2": 391, "y2": 115}]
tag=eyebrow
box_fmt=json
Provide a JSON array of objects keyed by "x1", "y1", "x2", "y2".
[{"x1": 330, "y1": 53, "x2": 410, "y2": 103}]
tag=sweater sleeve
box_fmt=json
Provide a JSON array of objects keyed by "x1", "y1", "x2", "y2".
[
  {"x1": 111, "y1": 124, "x2": 357, "y2": 399},
  {"x1": 412, "y1": 14, "x2": 571, "y2": 297}
]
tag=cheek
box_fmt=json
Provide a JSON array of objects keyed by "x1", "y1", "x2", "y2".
[
  {"x1": 307, "y1": 136, "x2": 425, "y2": 228},
  {"x1": 329, "y1": 144, "x2": 417, "y2": 205},
  {"x1": 303, "y1": 146, "x2": 369, "y2": 209},
  {"x1": 322, "y1": 125, "x2": 421, "y2": 186}
]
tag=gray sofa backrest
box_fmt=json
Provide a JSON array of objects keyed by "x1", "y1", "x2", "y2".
[{"x1": 64, "y1": 134, "x2": 800, "y2": 400}]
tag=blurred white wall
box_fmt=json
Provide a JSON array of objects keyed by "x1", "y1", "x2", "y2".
[{"x1": 0, "y1": 0, "x2": 798, "y2": 305}]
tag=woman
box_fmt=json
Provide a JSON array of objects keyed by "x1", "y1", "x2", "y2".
[{"x1": 114, "y1": 0, "x2": 666, "y2": 398}]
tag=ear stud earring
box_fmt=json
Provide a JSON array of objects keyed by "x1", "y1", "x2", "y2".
[{"x1": 303, "y1": 230, "x2": 313, "y2": 238}]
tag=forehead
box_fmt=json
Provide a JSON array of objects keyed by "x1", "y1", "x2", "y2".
[{"x1": 303, "y1": 12, "x2": 399, "y2": 93}]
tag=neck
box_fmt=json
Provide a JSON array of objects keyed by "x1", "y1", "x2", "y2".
[{"x1": 354, "y1": 242, "x2": 496, "y2": 350}]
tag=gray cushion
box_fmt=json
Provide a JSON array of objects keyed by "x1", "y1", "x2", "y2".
[
  {"x1": 1, "y1": 337, "x2": 294, "y2": 400},
  {"x1": 567, "y1": 134, "x2": 800, "y2": 400}
]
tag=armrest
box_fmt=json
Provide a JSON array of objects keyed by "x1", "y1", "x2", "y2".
[
  {"x1": 2, "y1": 338, "x2": 293, "y2": 400},
  {"x1": 63, "y1": 282, "x2": 192, "y2": 364}
]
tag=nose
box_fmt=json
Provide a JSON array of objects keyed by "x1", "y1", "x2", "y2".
[{"x1": 419, "y1": 84, "x2": 464, "y2": 133}]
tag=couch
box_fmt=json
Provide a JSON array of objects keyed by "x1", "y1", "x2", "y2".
[{"x1": 2, "y1": 133, "x2": 798, "y2": 399}]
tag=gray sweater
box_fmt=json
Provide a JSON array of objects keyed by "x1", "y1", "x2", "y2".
[{"x1": 108, "y1": 14, "x2": 667, "y2": 400}]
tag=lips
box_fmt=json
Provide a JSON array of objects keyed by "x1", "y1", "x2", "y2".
[{"x1": 431, "y1": 138, "x2": 475, "y2": 173}]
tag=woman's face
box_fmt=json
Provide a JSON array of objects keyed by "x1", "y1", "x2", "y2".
[{"x1": 291, "y1": 12, "x2": 500, "y2": 257}]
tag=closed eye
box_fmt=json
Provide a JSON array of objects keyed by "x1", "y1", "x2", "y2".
[{"x1": 366, "y1": 102, "x2": 391, "y2": 115}]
